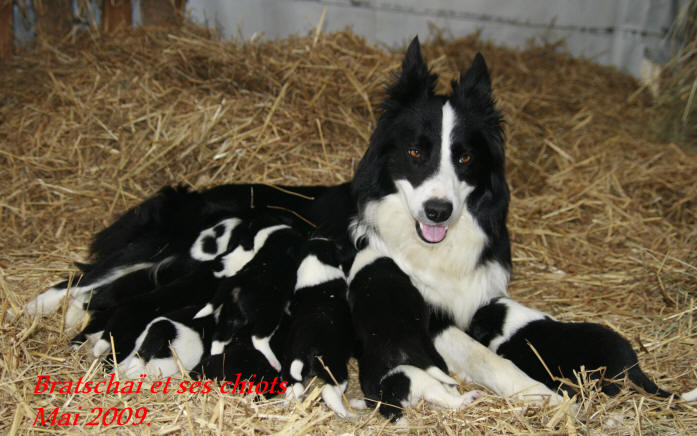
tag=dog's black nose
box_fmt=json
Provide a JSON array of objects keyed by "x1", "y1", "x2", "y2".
[{"x1": 424, "y1": 199, "x2": 453, "y2": 223}]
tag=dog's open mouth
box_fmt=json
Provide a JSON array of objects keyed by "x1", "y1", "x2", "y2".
[{"x1": 415, "y1": 221, "x2": 448, "y2": 244}]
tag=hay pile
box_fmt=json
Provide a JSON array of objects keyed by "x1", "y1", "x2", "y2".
[
  {"x1": 654, "y1": 0, "x2": 697, "y2": 146},
  {"x1": 1, "y1": 20, "x2": 696, "y2": 434}
]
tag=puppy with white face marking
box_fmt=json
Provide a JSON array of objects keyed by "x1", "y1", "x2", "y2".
[
  {"x1": 468, "y1": 297, "x2": 677, "y2": 398},
  {"x1": 283, "y1": 237, "x2": 354, "y2": 418},
  {"x1": 88, "y1": 264, "x2": 221, "y2": 362},
  {"x1": 348, "y1": 247, "x2": 484, "y2": 422},
  {"x1": 115, "y1": 305, "x2": 215, "y2": 379},
  {"x1": 349, "y1": 37, "x2": 561, "y2": 406},
  {"x1": 192, "y1": 323, "x2": 283, "y2": 386}
]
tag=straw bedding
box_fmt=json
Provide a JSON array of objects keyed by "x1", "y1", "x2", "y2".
[{"x1": 1, "y1": 21, "x2": 696, "y2": 435}]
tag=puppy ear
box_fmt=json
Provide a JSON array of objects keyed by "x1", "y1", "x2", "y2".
[
  {"x1": 385, "y1": 36, "x2": 437, "y2": 104},
  {"x1": 453, "y1": 52, "x2": 492, "y2": 102}
]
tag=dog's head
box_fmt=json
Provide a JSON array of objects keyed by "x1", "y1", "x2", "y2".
[{"x1": 352, "y1": 37, "x2": 508, "y2": 247}]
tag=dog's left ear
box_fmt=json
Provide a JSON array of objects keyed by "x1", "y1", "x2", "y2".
[{"x1": 452, "y1": 53, "x2": 492, "y2": 102}]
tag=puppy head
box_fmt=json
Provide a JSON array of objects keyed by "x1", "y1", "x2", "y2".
[{"x1": 299, "y1": 237, "x2": 342, "y2": 269}]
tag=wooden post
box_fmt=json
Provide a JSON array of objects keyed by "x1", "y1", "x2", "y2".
[
  {"x1": 103, "y1": 0, "x2": 132, "y2": 33},
  {"x1": 35, "y1": 0, "x2": 73, "y2": 38},
  {"x1": 142, "y1": 0, "x2": 186, "y2": 26},
  {"x1": 0, "y1": 0, "x2": 12, "y2": 57}
]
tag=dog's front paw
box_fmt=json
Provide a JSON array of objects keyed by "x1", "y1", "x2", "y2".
[
  {"x1": 460, "y1": 389, "x2": 486, "y2": 404},
  {"x1": 376, "y1": 365, "x2": 479, "y2": 420},
  {"x1": 495, "y1": 361, "x2": 565, "y2": 406}
]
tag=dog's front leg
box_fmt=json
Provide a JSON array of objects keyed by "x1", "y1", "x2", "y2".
[
  {"x1": 433, "y1": 325, "x2": 564, "y2": 405},
  {"x1": 348, "y1": 248, "x2": 484, "y2": 421}
]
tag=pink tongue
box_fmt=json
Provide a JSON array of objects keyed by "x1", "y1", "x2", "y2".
[{"x1": 419, "y1": 222, "x2": 447, "y2": 243}]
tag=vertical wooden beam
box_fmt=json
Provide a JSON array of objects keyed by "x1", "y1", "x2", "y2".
[
  {"x1": 0, "y1": 0, "x2": 12, "y2": 57},
  {"x1": 142, "y1": 0, "x2": 185, "y2": 26},
  {"x1": 35, "y1": 0, "x2": 73, "y2": 38},
  {"x1": 103, "y1": 0, "x2": 132, "y2": 33}
]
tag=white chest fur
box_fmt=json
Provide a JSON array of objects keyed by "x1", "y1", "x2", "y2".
[{"x1": 353, "y1": 193, "x2": 509, "y2": 328}]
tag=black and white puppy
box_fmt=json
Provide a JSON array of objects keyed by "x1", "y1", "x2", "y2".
[
  {"x1": 193, "y1": 324, "x2": 283, "y2": 388},
  {"x1": 24, "y1": 186, "x2": 242, "y2": 319},
  {"x1": 88, "y1": 264, "x2": 220, "y2": 362},
  {"x1": 195, "y1": 218, "x2": 304, "y2": 372},
  {"x1": 68, "y1": 214, "x2": 245, "y2": 350},
  {"x1": 468, "y1": 297, "x2": 672, "y2": 398},
  {"x1": 283, "y1": 237, "x2": 354, "y2": 418},
  {"x1": 115, "y1": 305, "x2": 215, "y2": 379},
  {"x1": 23, "y1": 181, "x2": 332, "y2": 323},
  {"x1": 348, "y1": 248, "x2": 483, "y2": 422}
]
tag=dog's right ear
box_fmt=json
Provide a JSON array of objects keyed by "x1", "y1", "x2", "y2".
[
  {"x1": 402, "y1": 36, "x2": 427, "y2": 79},
  {"x1": 385, "y1": 36, "x2": 437, "y2": 105}
]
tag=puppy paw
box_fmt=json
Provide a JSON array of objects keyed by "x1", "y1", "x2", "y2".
[
  {"x1": 321, "y1": 384, "x2": 355, "y2": 419},
  {"x1": 384, "y1": 365, "x2": 478, "y2": 410},
  {"x1": 349, "y1": 398, "x2": 369, "y2": 409},
  {"x1": 461, "y1": 389, "x2": 486, "y2": 405}
]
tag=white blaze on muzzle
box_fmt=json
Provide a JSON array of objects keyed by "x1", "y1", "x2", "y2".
[{"x1": 397, "y1": 101, "x2": 473, "y2": 244}]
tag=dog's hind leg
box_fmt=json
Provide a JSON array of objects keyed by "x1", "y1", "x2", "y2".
[{"x1": 23, "y1": 262, "x2": 154, "y2": 318}]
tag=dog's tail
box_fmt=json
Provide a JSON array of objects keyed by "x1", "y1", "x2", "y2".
[{"x1": 627, "y1": 366, "x2": 672, "y2": 398}]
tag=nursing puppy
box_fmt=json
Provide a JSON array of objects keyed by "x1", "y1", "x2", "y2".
[
  {"x1": 195, "y1": 218, "x2": 304, "y2": 372},
  {"x1": 115, "y1": 305, "x2": 215, "y2": 379},
  {"x1": 69, "y1": 215, "x2": 245, "y2": 348},
  {"x1": 86, "y1": 261, "x2": 227, "y2": 362},
  {"x1": 348, "y1": 248, "x2": 484, "y2": 422},
  {"x1": 283, "y1": 237, "x2": 354, "y2": 418},
  {"x1": 468, "y1": 297, "x2": 672, "y2": 398},
  {"x1": 193, "y1": 324, "x2": 283, "y2": 390}
]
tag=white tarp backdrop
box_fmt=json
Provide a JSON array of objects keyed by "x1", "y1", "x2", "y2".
[
  {"x1": 10, "y1": 0, "x2": 687, "y2": 77},
  {"x1": 187, "y1": 0, "x2": 686, "y2": 77}
]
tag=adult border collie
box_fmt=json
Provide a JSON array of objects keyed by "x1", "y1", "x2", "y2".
[
  {"x1": 25, "y1": 37, "x2": 685, "y2": 419},
  {"x1": 346, "y1": 37, "x2": 563, "y2": 414}
]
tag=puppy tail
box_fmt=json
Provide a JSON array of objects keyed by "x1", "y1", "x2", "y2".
[{"x1": 628, "y1": 366, "x2": 672, "y2": 398}]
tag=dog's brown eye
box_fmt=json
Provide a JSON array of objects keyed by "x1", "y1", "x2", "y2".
[
  {"x1": 458, "y1": 154, "x2": 472, "y2": 165},
  {"x1": 408, "y1": 148, "x2": 422, "y2": 159}
]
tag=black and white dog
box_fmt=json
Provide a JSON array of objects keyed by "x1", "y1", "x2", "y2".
[
  {"x1": 196, "y1": 218, "x2": 303, "y2": 372},
  {"x1": 283, "y1": 237, "x2": 354, "y2": 418},
  {"x1": 346, "y1": 37, "x2": 565, "y2": 410},
  {"x1": 25, "y1": 37, "x2": 691, "y2": 420},
  {"x1": 468, "y1": 297, "x2": 672, "y2": 398},
  {"x1": 348, "y1": 249, "x2": 484, "y2": 421}
]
